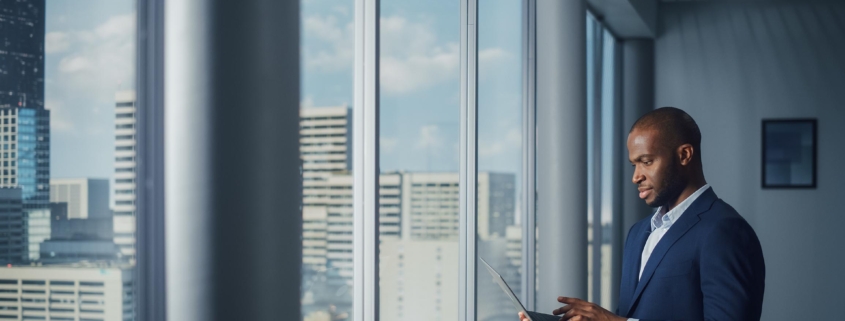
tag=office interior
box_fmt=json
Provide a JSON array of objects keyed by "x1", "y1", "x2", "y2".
[{"x1": 0, "y1": 0, "x2": 842, "y2": 321}]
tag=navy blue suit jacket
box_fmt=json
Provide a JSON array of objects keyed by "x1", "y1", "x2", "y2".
[{"x1": 616, "y1": 188, "x2": 765, "y2": 321}]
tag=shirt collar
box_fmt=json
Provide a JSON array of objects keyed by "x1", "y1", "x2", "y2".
[{"x1": 650, "y1": 184, "x2": 711, "y2": 231}]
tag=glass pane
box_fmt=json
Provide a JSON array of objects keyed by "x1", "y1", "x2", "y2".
[
  {"x1": 378, "y1": 0, "x2": 460, "y2": 320},
  {"x1": 0, "y1": 0, "x2": 137, "y2": 319},
  {"x1": 299, "y1": 0, "x2": 355, "y2": 320},
  {"x1": 477, "y1": 1, "x2": 523, "y2": 320},
  {"x1": 599, "y1": 28, "x2": 617, "y2": 310},
  {"x1": 586, "y1": 12, "x2": 597, "y2": 306}
]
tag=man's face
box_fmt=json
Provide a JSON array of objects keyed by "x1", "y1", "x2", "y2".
[{"x1": 627, "y1": 128, "x2": 686, "y2": 208}]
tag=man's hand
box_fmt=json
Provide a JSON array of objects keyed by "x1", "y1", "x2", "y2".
[
  {"x1": 551, "y1": 297, "x2": 626, "y2": 321},
  {"x1": 518, "y1": 311, "x2": 530, "y2": 321}
]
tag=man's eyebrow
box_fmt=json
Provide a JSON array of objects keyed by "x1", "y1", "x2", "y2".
[{"x1": 631, "y1": 154, "x2": 653, "y2": 162}]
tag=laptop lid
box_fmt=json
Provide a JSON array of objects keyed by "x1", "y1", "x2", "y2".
[{"x1": 479, "y1": 257, "x2": 528, "y2": 314}]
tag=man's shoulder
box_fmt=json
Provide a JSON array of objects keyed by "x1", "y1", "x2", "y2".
[{"x1": 698, "y1": 198, "x2": 759, "y2": 239}]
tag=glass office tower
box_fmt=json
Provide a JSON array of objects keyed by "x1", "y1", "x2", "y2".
[{"x1": 0, "y1": 0, "x2": 46, "y2": 110}]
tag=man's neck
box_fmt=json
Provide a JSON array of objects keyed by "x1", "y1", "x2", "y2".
[{"x1": 665, "y1": 180, "x2": 707, "y2": 212}]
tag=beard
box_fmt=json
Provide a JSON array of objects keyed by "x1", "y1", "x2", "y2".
[{"x1": 647, "y1": 159, "x2": 687, "y2": 208}]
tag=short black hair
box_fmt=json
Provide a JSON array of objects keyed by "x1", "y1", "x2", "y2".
[{"x1": 630, "y1": 107, "x2": 702, "y2": 160}]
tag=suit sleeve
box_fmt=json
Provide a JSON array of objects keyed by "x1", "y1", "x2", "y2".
[{"x1": 700, "y1": 217, "x2": 766, "y2": 321}]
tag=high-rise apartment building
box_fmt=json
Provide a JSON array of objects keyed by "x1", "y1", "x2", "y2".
[
  {"x1": 0, "y1": 265, "x2": 134, "y2": 321},
  {"x1": 50, "y1": 178, "x2": 110, "y2": 219},
  {"x1": 400, "y1": 172, "x2": 514, "y2": 241},
  {"x1": 0, "y1": 0, "x2": 45, "y2": 110},
  {"x1": 299, "y1": 106, "x2": 401, "y2": 284},
  {"x1": 113, "y1": 91, "x2": 137, "y2": 261},
  {"x1": 299, "y1": 106, "x2": 352, "y2": 182},
  {"x1": 300, "y1": 173, "x2": 401, "y2": 284},
  {"x1": 0, "y1": 187, "x2": 25, "y2": 263},
  {"x1": 379, "y1": 239, "x2": 459, "y2": 321},
  {"x1": 302, "y1": 206, "x2": 328, "y2": 273},
  {"x1": 25, "y1": 207, "x2": 49, "y2": 260}
]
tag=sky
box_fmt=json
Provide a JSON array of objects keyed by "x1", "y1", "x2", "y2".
[
  {"x1": 45, "y1": 0, "x2": 136, "y2": 181},
  {"x1": 44, "y1": 0, "x2": 525, "y2": 211},
  {"x1": 302, "y1": 0, "x2": 524, "y2": 181}
]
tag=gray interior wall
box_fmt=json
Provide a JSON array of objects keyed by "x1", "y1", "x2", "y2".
[{"x1": 655, "y1": 2, "x2": 845, "y2": 320}]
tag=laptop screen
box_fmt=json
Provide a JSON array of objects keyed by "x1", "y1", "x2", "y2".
[{"x1": 479, "y1": 257, "x2": 528, "y2": 314}]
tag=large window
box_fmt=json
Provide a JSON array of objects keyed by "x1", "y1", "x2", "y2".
[
  {"x1": 378, "y1": 0, "x2": 461, "y2": 320},
  {"x1": 297, "y1": 1, "x2": 624, "y2": 320},
  {"x1": 299, "y1": 0, "x2": 356, "y2": 320},
  {"x1": 0, "y1": 0, "x2": 137, "y2": 320},
  {"x1": 586, "y1": 12, "x2": 621, "y2": 310},
  {"x1": 476, "y1": 1, "x2": 524, "y2": 320}
]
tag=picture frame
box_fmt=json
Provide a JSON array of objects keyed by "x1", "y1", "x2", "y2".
[{"x1": 761, "y1": 119, "x2": 817, "y2": 189}]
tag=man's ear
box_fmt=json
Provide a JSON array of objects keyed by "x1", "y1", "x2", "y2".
[{"x1": 677, "y1": 144, "x2": 694, "y2": 166}]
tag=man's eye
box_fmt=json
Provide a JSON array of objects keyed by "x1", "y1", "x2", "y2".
[{"x1": 645, "y1": 161, "x2": 653, "y2": 165}]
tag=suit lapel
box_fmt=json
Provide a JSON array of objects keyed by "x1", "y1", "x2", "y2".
[
  {"x1": 618, "y1": 222, "x2": 651, "y2": 317},
  {"x1": 621, "y1": 188, "x2": 718, "y2": 316}
]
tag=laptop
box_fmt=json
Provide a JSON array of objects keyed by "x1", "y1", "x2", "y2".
[{"x1": 479, "y1": 257, "x2": 560, "y2": 321}]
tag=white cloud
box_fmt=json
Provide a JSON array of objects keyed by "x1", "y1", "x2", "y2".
[
  {"x1": 45, "y1": 32, "x2": 71, "y2": 54},
  {"x1": 302, "y1": 14, "x2": 464, "y2": 94},
  {"x1": 416, "y1": 125, "x2": 442, "y2": 151},
  {"x1": 379, "y1": 16, "x2": 459, "y2": 94},
  {"x1": 303, "y1": 15, "x2": 354, "y2": 73},
  {"x1": 95, "y1": 14, "x2": 135, "y2": 39},
  {"x1": 58, "y1": 56, "x2": 91, "y2": 73},
  {"x1": 479, "y1": 127, "x2": 521, "y2": 157},
  {"x1": 380, "y1": 43, "x2": 459, "y2": 94},
  {"x1": 380, "y1": 137, "x2": 399, "y2": 154},
  {"x1": 479, "y1": 47, "x2": 509, "y2": 63},
  {"x1": 52, "y1": 13, "x2": 136, "y2": 96},
  {"x1": 45, "y1": 100, "x2": 75, "y2": 133}
]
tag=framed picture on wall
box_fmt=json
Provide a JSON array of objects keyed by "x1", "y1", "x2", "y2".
[{"x1": 762, "y1": 119, "x2": 817, "y2": 189}]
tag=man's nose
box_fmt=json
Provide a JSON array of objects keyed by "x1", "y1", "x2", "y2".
[{"x1": 632, "y1": 166, "x2": 644, "y2": 185}]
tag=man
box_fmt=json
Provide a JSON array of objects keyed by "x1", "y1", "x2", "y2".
[{"x1": 520, "y1": 107, "x2": 765, "y2": 321}]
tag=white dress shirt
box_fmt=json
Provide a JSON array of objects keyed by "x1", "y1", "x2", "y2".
[{"x1": 628, "y1": 184, "x2": 710, "y2": 321}]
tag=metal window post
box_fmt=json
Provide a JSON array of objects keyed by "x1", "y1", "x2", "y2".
[
  {"x1": 353, "y1": 0, "x2": 380, "y2": 320},
  {"x1": 521, "y1": 0, "x2": 537, "y2": 311},
  {"x1": 459, "y1": 0, "x2": 479, "y2": 320},
  {"x1": 136, "y1": 0, "x2": 166, "y2": 319}
]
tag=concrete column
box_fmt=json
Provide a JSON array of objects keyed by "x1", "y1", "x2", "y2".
[
  {"x1": 535, "y1": 0, "x2": 588, "y2": 313},
  {"x1": 621, "y1": 39, "x2": 655, "y2": 238},
  {"x1": 165, "y1": 1, "x2": 302, "y2": 320}
]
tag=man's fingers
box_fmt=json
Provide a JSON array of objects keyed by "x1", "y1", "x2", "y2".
[
  {"x1": 562, "y1": 308, "x2": 588, "y2": 321},
  {"x1": 552, "y1": 304, "x2": 574, "y2": 315},
  {"x1": 557, "y1": 296, "x2": 583, "y2": 304}
]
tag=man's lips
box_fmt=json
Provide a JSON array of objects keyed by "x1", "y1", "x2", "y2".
[{"x1": 638, "y1": 188, "x2": 652, "y2": 199}]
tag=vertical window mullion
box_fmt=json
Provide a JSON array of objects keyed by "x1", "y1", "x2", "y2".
[
  {"x1": 353, "y1": 0, "x2": 380, "y2": 320},
  {"x1": 521, "y1": 0, "x2": 537, "y2": 311},
  {"x1": 589, "y1": 17, "x2": 604, "y2": 306},
  {"x1": 459, "y1": 0, "x2": 479, "y2": 320}
]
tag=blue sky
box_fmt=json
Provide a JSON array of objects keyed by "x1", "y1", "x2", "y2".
[
  {"x1": 46, "y1": 0, "x2": 136, "y2": 180},
  {"x1": 303, "y1": 0, "x2": 524, "y2": 179},
  {"x1": 46, "y1": 0, "x2": 524, "y2": 203}
]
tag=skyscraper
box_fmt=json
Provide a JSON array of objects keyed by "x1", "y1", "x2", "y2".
[
  {"x1": 113, "y1": 90, "x2": 137, "y2": 261},
  {"x1": 299, "y1": 106, "x2": 353, "y2": 181},
  {"x1": 0, "y1": 187, "x2": 24, "y2": 263},
  {"x1": 50, "y1": 178, "x2": 110, "y2": 219},
  {"x1": 0, "y1": 0, "x2": 50, "y2": 264},
  {"x1": 0, "y1": 0, "x2": 45, "y2": 110}
]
